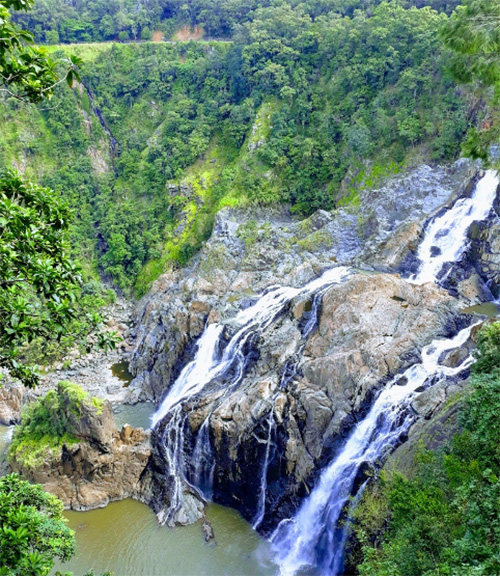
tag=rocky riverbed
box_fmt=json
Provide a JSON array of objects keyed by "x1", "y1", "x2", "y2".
[{"x1": 0, "y1": 298, "x2": 139, "y2": 427}]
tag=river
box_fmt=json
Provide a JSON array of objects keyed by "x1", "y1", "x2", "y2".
[{"x1": 52, "y1": 500, "x2": 274, "y2": 576}]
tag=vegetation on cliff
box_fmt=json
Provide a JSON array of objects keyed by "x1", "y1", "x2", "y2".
[
  {"x1": 1, "y1": 0, "x2": 489, "y2": 296},
  {"x1": 442, "y1": 0, "x2": 500, "y2": 166},
  {"x1": 9, "y1": 381, "x2": 104, "y2": 469},
  {"x1": 352, "y1": 322, "x2": 500, "y2": 576}
]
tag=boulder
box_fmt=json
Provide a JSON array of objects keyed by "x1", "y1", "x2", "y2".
[{"x1": 9, "y1": 398, "x2": 151, "y2": 511}]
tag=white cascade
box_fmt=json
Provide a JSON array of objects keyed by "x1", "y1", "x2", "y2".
[
  {"x1": 150, "y1": 266, "x2": 352, "y2": 523},
  {"x1": 272, "y1": 168, "x2": 499, "y2": 575},
  {"x1": 272, "y1": 324, "x2": 477, "y2": 575},
  {"x1": 412, "y1": 169, "x2": 499, "y2": 284},
  {"x1": 152, "y1": 266, "x2": 351, "y2": 429}
]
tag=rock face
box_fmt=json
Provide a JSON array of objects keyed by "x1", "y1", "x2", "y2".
[
  {"x1": 10, "y1": 399, "x2": 151, "y2": 511},
  {"x1": 122, "y1": 159, "x2": 497, "y2": 530},
  {"x1": 143, "y1": 273, "x2": 462, "y2": 529},
  {"x1": 0, "y1": 383, "x2": 28, "y2": 425},
  {"x1": 128, "y1": 160, "x2": 477, "y2": 405}
]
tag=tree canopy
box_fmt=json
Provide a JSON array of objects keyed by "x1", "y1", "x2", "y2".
[
  {"x1": 0, "y1": 473, "x2": 75, "y2": 576},
  {"x1": 442, "y1": 0, "x2": 500, "y2": 163},
  {"x1": 0, "y1": 0, "x2": 115, "y2": 386}
]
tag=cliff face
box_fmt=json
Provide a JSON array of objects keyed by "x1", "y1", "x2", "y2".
[
  {"x1": 121, "y1": 159, "x2": 500, "y2": 529},
  {"x1": 128, "y1": 160, "x2": 477, "y2": 405},
  {"x1": 179, "y1": 274, "x2": 462, "y2": 529}
]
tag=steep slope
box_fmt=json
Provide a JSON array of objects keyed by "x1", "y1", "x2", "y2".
[
  {"x1": 1, "y1": 2, "x2": 486, "y2": 296},
  {"x1": 123, "y1": 160, "x2": 500, "y2": 537}
]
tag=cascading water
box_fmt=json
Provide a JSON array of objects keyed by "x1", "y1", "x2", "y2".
[
  {"x1": 272, "y1": 168, "x2": 499, "y2": 575},
  {"x1": 151, "y1": 266, "x2": 352, "y2": 524},
  {"x1": 252, "y1": 411, "x2": 276, "y2": 530},
  {"x1": 252, "y1": 280, "x2": 343, "y2": 530},
  {"x1": 411, "y1": 169, "x2": 499, "y2": 284},
  {"x1": 271, "y1": 324, "x2": 477, "y2": 575}
]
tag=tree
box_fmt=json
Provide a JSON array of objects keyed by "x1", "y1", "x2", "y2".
[
  {"x1": 0, "y1": 1, "x2": 115, "y2": 387},
  {"x1": 442, "y1": 0, "x2": 500, "y2": 163},
  {"x1": 1, "y1": 0, "x2": 80, "y2": 102},
  {"x1": 0, "y1": 474, "x2": 75, "y2": 576}
]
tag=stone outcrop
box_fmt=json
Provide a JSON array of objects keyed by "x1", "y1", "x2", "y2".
[
  {"x1": 0, "y1": 382, "x2": 28, "y2": 425},
  {"x1": 127, "y1": 160, "x2": 478, "y2": 405},
  {"x1": 10, "y1": 397, "x2": 151, "y2": 511},
  {"x1": 120, "y1": 160, "x2": 497, "y2": 530},
  {"x1": 140, "y1": 272, "x2": 465, "y2": 530}
]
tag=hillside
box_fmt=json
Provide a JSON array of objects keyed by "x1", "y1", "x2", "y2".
[{"x1": 0, "y1": 1, "x2": 488, "y2": 297}]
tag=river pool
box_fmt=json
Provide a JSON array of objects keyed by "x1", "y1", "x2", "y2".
[{"x1": 52, "y1": 499, "x2": 276, "y2": 576}]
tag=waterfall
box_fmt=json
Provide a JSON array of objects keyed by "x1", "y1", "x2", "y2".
[
  {"x1": 252, "y1": 286, "x2": 335, "y2": 529},
  {"x1": 151, "y1": 266, "x2": 352, "y2": 523},
  {"x1": 252, "y1": 411, "x2": 276, "y2": 530},
  {"x1": 272, "y1": 168, "x2": 499, "y2": 575},
  {"x1": 412, "y1": 169, "x2": 499, "y2": 284},
  {"x1": 271, "y1": 324, "x2": 477, "y2": 575}
]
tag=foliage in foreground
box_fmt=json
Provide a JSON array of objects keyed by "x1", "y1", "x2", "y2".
[
  {"x1": 352, "y1": 322, "x2": 500, "y2": 575},
  {"x1": 0, "y1": 170, "x2": 118, "y2": 386},
  {"x1": 0, "y1": 0, "x2": 117, "y2": 385},
  {"x1": 0, "y1": 170, "x2": 82, "y2": 387},
  {"x1": 9, "y1": 381, "x2": 104, "y2": 469},
  {"x1": 0, "y1": 473, "x2": 75, "y2": 576}
]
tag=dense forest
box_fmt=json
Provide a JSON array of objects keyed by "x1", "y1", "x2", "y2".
[
  {"x1": 1, "y1": 0, "x2": 490, "y2": 297},
  {"x1": 13, "y1": 0, "x2": 463, "y2": 43}
]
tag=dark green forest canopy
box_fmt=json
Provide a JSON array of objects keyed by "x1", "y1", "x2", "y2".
[
  {"x1": 13, "y1": 0, "x2": 462, "y2": 43},
  {"x1": 1, "y1": 0, "x2": 488, "y2": 296}
]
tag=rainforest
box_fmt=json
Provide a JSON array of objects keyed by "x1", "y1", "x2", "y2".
[{"x1": 1, "y1": 0, "x2": 500, "y2": 575}]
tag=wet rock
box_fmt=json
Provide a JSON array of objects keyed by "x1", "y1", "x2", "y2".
[
  {"x1": 124, "y1": 159, "x2": 484, "y2": 530},
  {"x1": 202, "y1": 516, "x2": 215, "y2": 542},
  {"x1": 411, "y1": 383, "x2": 447, "y2": 419},
  {"x1": 439, "y1": 345, "x2": 470, "y2": 368}
]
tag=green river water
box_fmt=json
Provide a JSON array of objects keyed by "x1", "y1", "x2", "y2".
[
  {"x1": 0, "y1": 397, "x2": 274, "y2": 576},
  {"x1": 52, "y1": 499, "x2": 275, "y2": 576}
]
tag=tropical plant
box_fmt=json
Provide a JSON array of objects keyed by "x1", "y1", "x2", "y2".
[{"x1": 0, "y1": 473, "x2": 75, "y2": 576}]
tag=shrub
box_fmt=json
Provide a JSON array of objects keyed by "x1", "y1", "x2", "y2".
[{"x1": 9, "y1": 382, "x2": 104, "y2": 469}]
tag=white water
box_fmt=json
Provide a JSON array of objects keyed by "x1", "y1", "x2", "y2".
[
  {"x1": 151, "y1": 266, "x2": 352, "y2": 524},
  {"x1": 412, "y1": 169, "x2": 499, "y2": 284},
  {"x1": 272, "y1": 167, "x2": 499, "y2": 575},
  {"x1": 252, "y1": 411, "x2": 275, "y2": 530},
  {"x1": 272, "y1": 324, "x2": 477, "y2": 575},
  {"x1": 152, "y1": 266, "x2": 352, "y2": 428}
]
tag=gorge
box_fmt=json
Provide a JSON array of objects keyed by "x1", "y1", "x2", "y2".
[
  {"x1": 2, "y1": 0, "x2": 500, "y2": 574},
  {"x1": 120, "y1": 163, "x2": 498, "y2": 574}
]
